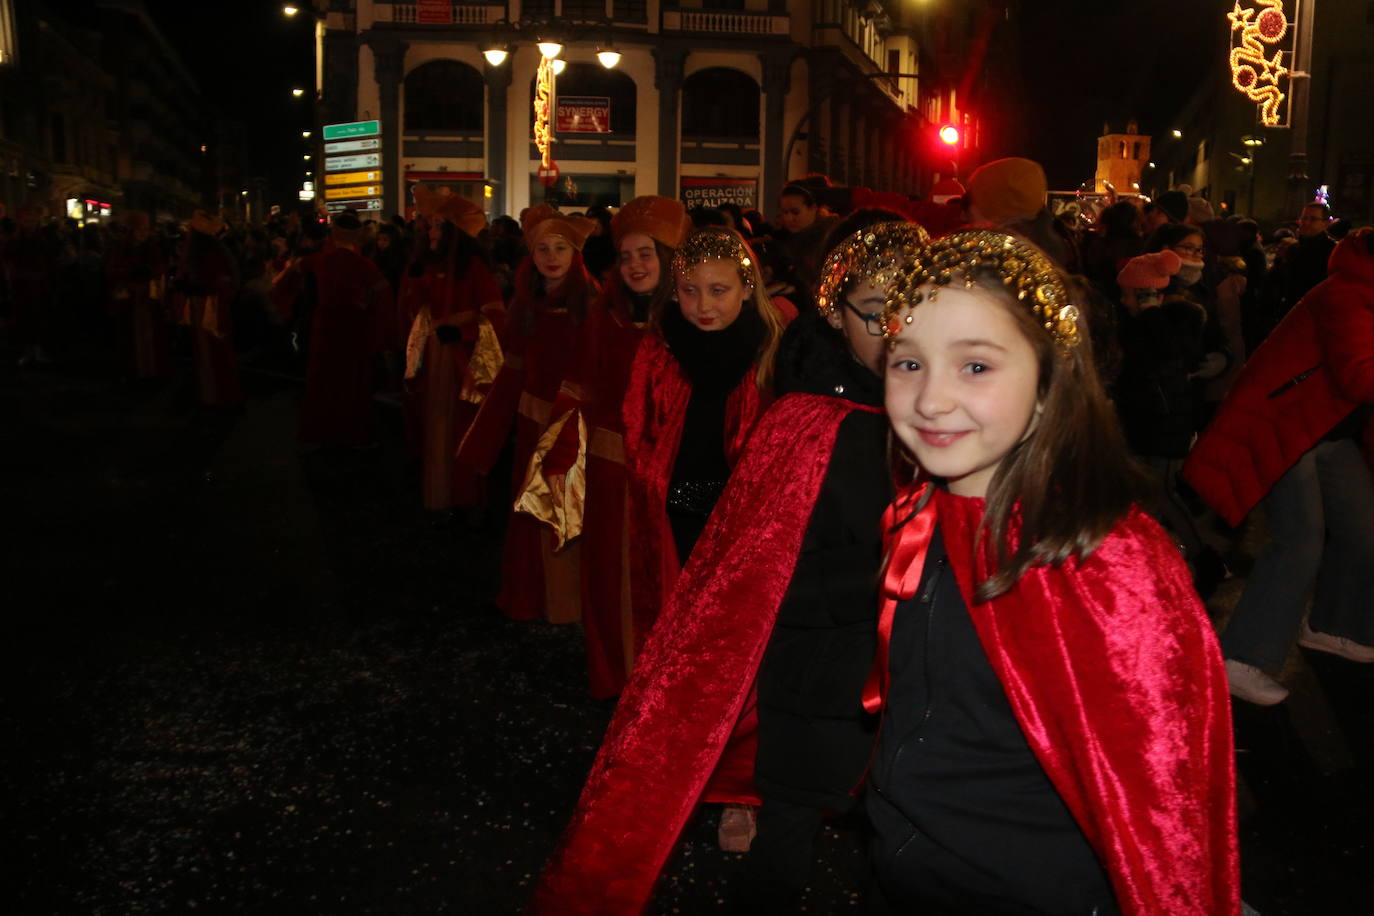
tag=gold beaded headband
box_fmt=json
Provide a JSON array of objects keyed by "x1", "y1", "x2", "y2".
[
  {"x1": 815, "y1": 221, "x2": 930, "y2": 319},
  {"x1": 883, "y1": 230, "x2": 1081, "y2": 349},
  {"x1": 671, "y1": 228, "x2": 756, "y2": 288}
]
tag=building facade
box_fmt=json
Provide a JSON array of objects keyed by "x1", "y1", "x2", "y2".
[{"x1": 313, "y1": 0, "x2": 1005, "y2": 218}]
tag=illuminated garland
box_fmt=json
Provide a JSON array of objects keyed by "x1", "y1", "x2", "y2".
[
  {"x1": 1227, "y1": 0, "x2": 1289, "y2": 126},
  {"x1": 534, "y1": 55, "x2": 557, "y2": 184}
]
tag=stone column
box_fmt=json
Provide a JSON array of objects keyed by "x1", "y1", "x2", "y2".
[
  {"x1": 760, "y1": 50, "x2": 792, "y2": 201},
  {"x1": 806, "y1": 54, "x2": 834, "y2": 177},
  {"x1": 830, "y1": 90, "x2": 849, "y2": 185},
  {"x1": 370, "y1": 36, "x2": 408, "y2": 218},
  {"x1": 653, "y1": 46, "x2": 687, "y2": 199},
  {"x1": 484, "y1": 61, "x2": 512, "y2": 218}
]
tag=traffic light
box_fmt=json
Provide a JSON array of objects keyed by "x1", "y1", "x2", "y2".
[{"x1": 939, "y1": 124, "x2": 961, "y2": 147}]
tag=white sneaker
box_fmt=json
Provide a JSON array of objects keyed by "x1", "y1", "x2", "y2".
[
  {"x1": 1298, "y1": 622, "x2": 1374, "y2": 663},
  {"x1": 1225, "y1": 659, "x2": 1289, "y2": 706}
]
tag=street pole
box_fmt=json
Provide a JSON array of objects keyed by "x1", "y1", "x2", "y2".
[{"x1": 1285, "y1": 0, "x2": 1316, "y2": 218}]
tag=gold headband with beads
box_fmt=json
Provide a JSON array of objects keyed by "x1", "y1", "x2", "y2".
[
  {"x1": 884, "y1": 230, "x2": 1081, "y2": 349},
  {"x1": 671, "y1": 228, "x2": 756, "y2": 288},
  {"x1": 815, "y1": 221, "x2": 930, "y2": 319}
]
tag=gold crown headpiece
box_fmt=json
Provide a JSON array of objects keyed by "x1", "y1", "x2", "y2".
[
  {"x1": 884, "y1": 230, "x2": 1081, "y2": 350},
  {"x1": 671, "y1": 228, "x2": 756, "y2": 288},
  {"x1": 816, "y1": 221, "x2": 929, "y2": 319}
]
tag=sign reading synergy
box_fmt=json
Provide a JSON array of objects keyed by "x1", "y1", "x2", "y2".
[{"x1": 322, "y1": 120, "x2": 384, "y2": 212}]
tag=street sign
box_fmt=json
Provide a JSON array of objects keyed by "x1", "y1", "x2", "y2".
[
  {"x1": 324, "y1": 137, "x2": 380, "y2": 154},
  {"x1": 325, "y1": 170, "x2": 382, "y2": 186},
  {"x1": 322, "y1": 120, "x2": 380, "y2": 141},
  {"x1": 326, "y1": 199, "x2": 382, "y2": 213},
  {"x1": 325, "y1": 185, "x2": 380, "y2": 200},
  {"x1": 325, "y1": 153, "x2": 381, "y2": 172}
]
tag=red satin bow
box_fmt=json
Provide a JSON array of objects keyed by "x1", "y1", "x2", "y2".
[{"x1": 862, "y1": 484, "x2": 938, "y2": 714}]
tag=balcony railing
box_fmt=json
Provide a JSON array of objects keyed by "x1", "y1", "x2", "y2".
[
  {"x1": 374, "y1": 3, "x2": 505, "y2": 25},
  {"x1": 663, "y1": 9, "x2": 788, "y2": 36}
]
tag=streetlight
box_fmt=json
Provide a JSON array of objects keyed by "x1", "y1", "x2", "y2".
[
  {"x1": 551, "y1": 59, "x2": 566, "y2": 75},
  {"x1": 596, "y1": 48, "x2": 621, "y2": 69},
  {"x1": 483, "y1": 47, "x2": 510, "y2": 66},
  {"x1": 537, "y1": 41, "x2": 563, "y2": 59},
  {"x1": 291, "y1": 87, "x2": 304, "y2": 97},
  {"x1": 301, "y1": 130, "x2": 311, "y2": 138},
  {"x1": 283, "y1": 5, "x2": 299, "y2": 16},
  {"x1": 1242, "y1": 135, "x2": 1264, "y2": 147},
  {"x1": 303, "y1": 154, "x2": 311, "y2": 161},
  {"x1": 1171, "y1": 129, "x2": 1183, "y2": 139}
]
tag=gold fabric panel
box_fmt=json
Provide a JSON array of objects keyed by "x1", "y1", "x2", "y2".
[
  {"x1": 460, "y1": 316, "x2": 505, "y2": 405},
  {"x1": 512, "y1": 410, "x2": 587, "y2": 551}
]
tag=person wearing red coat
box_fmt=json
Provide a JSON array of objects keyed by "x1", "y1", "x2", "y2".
[
  {"x1": 514, "y1": 195, "x2": 692, "y2": 697},
  {"x1": 270, "y1": 211, "x2": 395, "y2": 446},
  {"x1": 105, "y1": 211, "x2": 169, "y2": 380},
  {"x1": 401, "y1": 197, "x2": 505, "y2": 511},
  {"x1": 172, "y1": 211, "x2": 241, "y2": 407},
  {"x1": 457, "y1": 205, "x2": 597, "y2": 623},
  {"x1": 1183, "y1": 227, "x2": 1374, "y2": 706}
]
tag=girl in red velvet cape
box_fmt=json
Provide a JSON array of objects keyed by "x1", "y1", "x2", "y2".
[
  {"x1": 398, "y1": 192, "x2": 504, "y2": 511},
  {"x1": 866, "y1": 230, "x2": 1237, "y2": 914},
  {"x1": 621, "y1": 228, "x2": 794, "y2": 649},
  {"x1": 457, "y1": 205, "x2": 598, "y2": 623},
  {"x1": 514, "y1": 196, "x2": 693, "y2": 698}
]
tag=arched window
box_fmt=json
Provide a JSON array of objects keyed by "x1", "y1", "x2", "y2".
[
  {"x1": 527, "y1": 62, "x2": 636, "y2": 136},
  {"x1": 404, "y1": 60, "x2": 484, "y2": 133},
  {"x1": 681, "y1": 68, "x2": 759, "y2": 142}
]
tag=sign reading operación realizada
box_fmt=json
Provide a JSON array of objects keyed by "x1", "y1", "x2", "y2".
[{"x1": 322, "y1": 120, "x2": 383, "y2": 212}]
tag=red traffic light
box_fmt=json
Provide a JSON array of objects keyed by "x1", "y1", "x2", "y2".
[{"x1": 939, "y1": 124, "x2": 961, "y2": 146}]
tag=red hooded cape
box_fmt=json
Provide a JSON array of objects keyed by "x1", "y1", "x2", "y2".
[
  {"x1": 874, "y1": 485, "x2": 1239, "y2": 916},
  {"x1": 533, "y1": 393, "x2": 860, "y2": 914}
]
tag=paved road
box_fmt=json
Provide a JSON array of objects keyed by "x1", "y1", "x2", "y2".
[{"x1": 3, "y1": 351, "x2": 1369, "y2": 914}]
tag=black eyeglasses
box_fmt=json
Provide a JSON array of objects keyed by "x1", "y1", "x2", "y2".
[{"x1": 843, "y1": 300, "x2": 886, "y2": 337}]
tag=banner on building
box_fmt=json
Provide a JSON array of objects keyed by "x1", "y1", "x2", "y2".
[
  {"x1": 416, "y1": 0, "x2": 451, "y2": 24},
  {"x1": 680, "y1": 177, "x2": 758, "y2": 210},
  {"x1": 556, "y1": 96, "x2": 612, "y2": 134}
]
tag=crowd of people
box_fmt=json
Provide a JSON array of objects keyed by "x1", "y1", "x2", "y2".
[{"x1": 4, "y1": 157, "x2": 1371, "y2": 913}]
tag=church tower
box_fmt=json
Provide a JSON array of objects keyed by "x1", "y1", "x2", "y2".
[{"x1": 1095, "y1": 119, "x2": 1150, "y2": 195}]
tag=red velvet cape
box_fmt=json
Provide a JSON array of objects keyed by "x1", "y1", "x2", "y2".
[
  {"x1": 621, "y1": 332, "x2": 769, "y2": 646},
  {"x1": 532, "y1": 394, "x2": 861, "y2": 914},
  {"x1": 883, "y1": 485, "x2": 1239, "y2": 916}
]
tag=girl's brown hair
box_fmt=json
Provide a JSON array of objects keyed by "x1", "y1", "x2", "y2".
[{"x1": 886, "y1": 230, "x2": 1152, "y2": 600}]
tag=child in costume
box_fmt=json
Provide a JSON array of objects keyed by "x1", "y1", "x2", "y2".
[
  {"x1": 868, "y1": 230, "x2": 1237, "y2": 914},
  {"x1": 514, "y1": 196, "x2": 693, "y2": 699},
  {"x1": 457, "y1": 205, "x2": 597, "y2": 623},
  {"x1": 530, "y1": 218, "x2": 924, "y2": 914},
  {"x1": 397, "y1": 190, "x2": 504, "y2": 512}
]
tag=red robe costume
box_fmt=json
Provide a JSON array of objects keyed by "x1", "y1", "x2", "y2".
[
  {"x1": 172, "y1": 237, "x2": 241, "y2": 407},
  {"x1": 270, "y1": 246, "x2": 395, "y2": 446},
  {"x1": 621, "y1": 328, "x2": 783, "y2": 647},
  {"x1": 533, "y1": 402, "x2": 1239, "y2": 915},
  {"x1": 399, "y1": 257, "x2": 505, "y2": 509},
  {"x1": 522, "y1": 274, "x2": 647, "y2": 696},
  {"x1": 457, "y1": 257, "x2": 598, "y2": 622},
  {"x1": 105, "y1": 238, "x2": 169, "y2": 379}
]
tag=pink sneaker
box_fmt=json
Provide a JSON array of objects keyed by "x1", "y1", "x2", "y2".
[
  {"x1": 717, "y1": 804, "x2": 757, "y2": 853},
  {"x1": 1225, "y1": 659, "x2": 1289, "y2": 706},
  {"x1": 1298, "y1": 622, "x2": 1374, "y2": 663}
]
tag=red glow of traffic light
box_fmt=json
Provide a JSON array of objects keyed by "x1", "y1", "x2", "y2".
[{"x1": 939, "y1": 125, "x2": 961, "y2": 146}]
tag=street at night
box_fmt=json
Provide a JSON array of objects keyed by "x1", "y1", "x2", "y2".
[{"x1": 4, "y1": 0, "x2": 1374, "y2": 914}]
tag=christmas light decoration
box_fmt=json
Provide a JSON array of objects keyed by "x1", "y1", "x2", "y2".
[
  {"x1": 1227, "y1": 0, "x2": 1291, "y2": 127},
  {"x1": 533, "y1": 55, "x2": 559, "y2": 187}
]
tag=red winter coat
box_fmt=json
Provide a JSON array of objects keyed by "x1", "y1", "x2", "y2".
[{"x1": 1183, "y1": 229, "x2": 1374, "y2": 526}]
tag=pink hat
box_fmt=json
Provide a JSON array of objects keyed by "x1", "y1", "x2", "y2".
[{"x1": 1117, "y1": 250, "x2": 1182, "y2": 290}]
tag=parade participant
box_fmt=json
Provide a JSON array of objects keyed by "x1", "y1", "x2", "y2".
[
  {"x1": 106, "y1": 211, "x2": 169, "y2": 380},
  {"x1": 866, "y1": 230, "x2": 1236, "y2": 915},
  {"x1": 622, "y1": 227, "x2": 792, "y2": 636},
  {"x1": 172, "y1": 210, "x2": 241, "y2": 407},
  {"x1": 457, "y1": 204, "x2": 596, "y2": 622},
  {"x1": 775, "y1": 183, "x2": 838, "y2": 302},
  {"x1": 1184, "y1": 227, "x2": 1374, "y2": 706},
  {"x1": 269, "y1": 210, "x2": 394, "y2": 446},
  {"x1": 514, "y1": 195, "x2": 691, "y2": 698},
  {"x1": 531, "y1": 217, "x2": 923, "y2": 915},
  {"x1": 399, "y1": 187, "x2": 504, "y2": 512}
]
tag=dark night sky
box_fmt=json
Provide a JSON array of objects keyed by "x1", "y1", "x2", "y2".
[{"x1": 74, "y1": 1, "x2": 1229, "y2": 209}]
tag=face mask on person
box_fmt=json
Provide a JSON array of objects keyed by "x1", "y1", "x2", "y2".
[
  {"x1": 1135, "y1": 289, "x2": 1162, "y2": 310},
  {"x1": 1176, "y1": 261, "x2": 1204, "y2": 287}
]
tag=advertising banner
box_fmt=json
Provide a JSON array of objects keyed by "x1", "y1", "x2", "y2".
[
  {"x1": 680, "y1": 177, "x2": 758, "y2": 210},
  {"x1": 556, "y1": 96, "x2": 611, "y2": 133}
]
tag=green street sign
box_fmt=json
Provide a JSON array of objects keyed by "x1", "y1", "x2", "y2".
[{"x1": 322, "y1": 120, "x2": 381, "y2": 141}]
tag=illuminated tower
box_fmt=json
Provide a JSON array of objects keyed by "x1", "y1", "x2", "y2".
[{"x1": 1095, "y1": 119, "x2": 1151, "y2": 195}]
